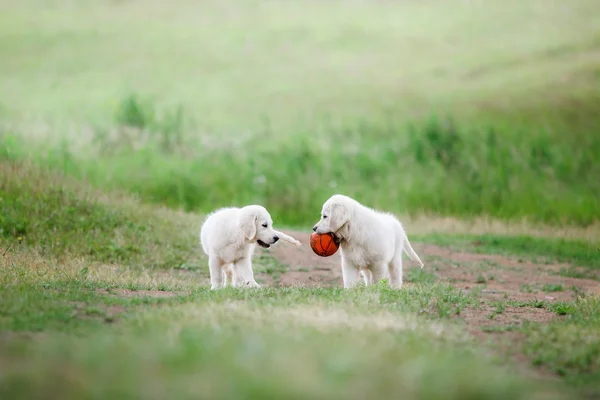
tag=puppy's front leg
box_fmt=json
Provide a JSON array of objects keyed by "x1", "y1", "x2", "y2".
[
  {"x1": 232, "y1": 257, "x2": 261, "y2": 288},
  {"x1": 341, "y1": 258, "x2": 361, "y2": 289},
  {"x1": 273, "y1": 230, "x2": 301, "y2": 247}
]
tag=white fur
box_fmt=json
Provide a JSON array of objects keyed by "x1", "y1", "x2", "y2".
[
  {"x1": 200, "y1": 205, "x2": 301, "y2": 290},
  {"x1": 313, "y1": 194, "x2": 424, "y2": 289}
]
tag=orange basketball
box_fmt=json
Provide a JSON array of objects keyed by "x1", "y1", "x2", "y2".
[{"x1": 310, "y1": 232, "x2": 339, "y2": 257}]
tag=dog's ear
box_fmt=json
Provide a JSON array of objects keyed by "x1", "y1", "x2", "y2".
[
  {"x1": 328, "y1": 203, "x2": 349, "y2": 233},
  {"x1": 239, "y1": 212, "x2": 258, "y2": 240}
]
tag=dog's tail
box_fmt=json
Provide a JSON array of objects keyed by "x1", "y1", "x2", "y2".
[
  {"x1": 200, "y1": 232, "x2": 209, "y2": 255},
  {"x1": 274, "y1": 230, "x2": 302, "y2": 247},
  {"x1": 403, "y1": 236, "x2": 424, "y2": 268},
  {"x1": 199, "y1": 219, "x2": 210, "y2": 255}
]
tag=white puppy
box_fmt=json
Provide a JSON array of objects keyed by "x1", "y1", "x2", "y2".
[
  {"x1": 313, "y1": 194, "x2": 424, "y2": 289},
  {"x1": 200, "y1": 205, "x2": 301, "y2": 290}
]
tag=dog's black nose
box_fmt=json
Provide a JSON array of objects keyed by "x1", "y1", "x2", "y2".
[
  {"x1": 312, "y1": 226, "x2": 317, "y2": 232},
  {"x1": 273, "y1": 236, "x2": 279, "y2": 243}
]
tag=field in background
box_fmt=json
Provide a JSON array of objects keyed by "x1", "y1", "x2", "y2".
[
  {"x1": 1, "y1": 0, "x2": 600, "y2": 399},
  {"x1": 1, "y1": 0, "x2": 599, "y2": 225}
]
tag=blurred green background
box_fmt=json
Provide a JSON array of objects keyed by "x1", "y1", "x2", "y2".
[{"x1": 2, "y1": 0, "x2": 599, "y2": 226}]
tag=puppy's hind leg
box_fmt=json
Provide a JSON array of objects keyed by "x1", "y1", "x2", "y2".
[
  {"x1": 371, "y1": 264, "x2": 388, "y2": 286},
  {"x1": 387, "y1": 253, "x2": 403, "y2": 289},
  {"x1": 223, "y1": 264, "x2": 234, "y2": 287},
  {"x1": 209, "y1": 257, "x2": 225, "y2": 290},
  {"x1": 361, "y1": 269, "x2": 373, "y2": 286}
]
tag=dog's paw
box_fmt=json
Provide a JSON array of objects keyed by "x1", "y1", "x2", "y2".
[
  {"x1": 245, "y1": 280, "x2": 261, "y2": 289},
  {"x1": 286, "y1": 236, "x2": 302, "y2": 247}
]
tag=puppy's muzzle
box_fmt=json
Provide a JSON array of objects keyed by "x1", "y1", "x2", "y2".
[{"x1": 257, "y1": 236, "x2": 279, "y2": 248}]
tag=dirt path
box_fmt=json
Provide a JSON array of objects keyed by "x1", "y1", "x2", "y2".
[
  {"x1": 260, "y1": 230, "x2": 599, "y2": 337},
  {"x1": 267, "y1": 230, "x2": 598, "y2": 297}
]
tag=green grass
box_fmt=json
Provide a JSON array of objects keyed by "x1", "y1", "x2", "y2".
[
  {"x1": 523, "y1": 297, "x2": 600, "y2": 396},
  {"x1": 2, "y1": 110, "x2": 599, "y2": 227},
  {"x1": 0, "y1": 247, "x2": 549, "y2": 400},
  {"x1": 543, "y1": 284, "x2": 565, "y2": 293},
  {"x1": 488, "y1": 301, "x2": 507, "y2": 320},
  {"x1": 520, "y1": 284, "x2": 536, "y2": 293},
  {"x1": 0, "y1": 160, "x2": 203, "y2": 269},
  {"x1": 419, "y1": 233, "x2": 600, "y2": 271},
  {"x1": 0, "y1": 278, "x2": 177, "y2": 332},
  {"x1": 1, "y1": 0, "x2": 600, "y2": 226},
  {"x1": 0, "y1": 299, "x2": 536, "y2": 400},
  {"x1": 253, "y1": 250, "x2": 289, "y2": 286},
  {"x1": 406, "y1": 267, "x2": 437, "y2": 285}
]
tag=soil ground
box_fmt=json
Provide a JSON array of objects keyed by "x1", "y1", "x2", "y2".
[{"x1": 264, "y1": 230, "x2": 599, "y2": 337}]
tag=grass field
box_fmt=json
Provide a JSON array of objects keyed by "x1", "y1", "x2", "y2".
[{"x1": 1, "y1": 0, "x2": 600, "y2": 399}]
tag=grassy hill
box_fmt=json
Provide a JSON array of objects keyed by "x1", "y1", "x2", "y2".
[
  {"x1": 2, "y1": 159, "x2": 599, "y2": 399},
  {"x1": 1, "y1": 0, "x2": 599, "y2": 225}
]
